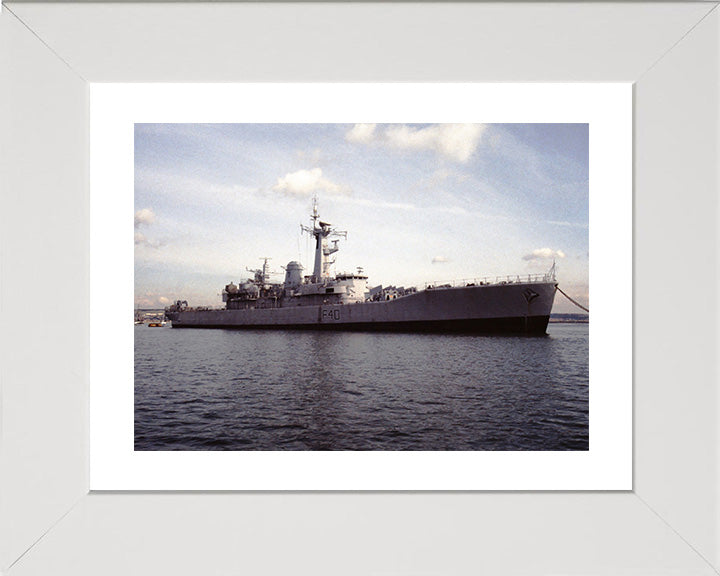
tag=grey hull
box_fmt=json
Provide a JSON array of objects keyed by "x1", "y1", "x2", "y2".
[{"x1": 169, "y1": 281, "x2": 557, "y2": 335}]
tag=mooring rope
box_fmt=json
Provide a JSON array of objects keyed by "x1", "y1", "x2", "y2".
[{"x1": 556, "y1": 286, "x2": 589, "y2": 313}]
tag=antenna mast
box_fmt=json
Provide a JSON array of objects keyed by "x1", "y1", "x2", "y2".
[
  {"x1": 246, "y1": 257, "x2": 274, "y2": 289},
  {"x1": 300, "y1": 196, "x2": 346, "y2": 282}
]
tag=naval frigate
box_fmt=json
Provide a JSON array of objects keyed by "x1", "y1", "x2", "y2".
[{"x1": 164, "y1": 200, "x2": 558, "y2": 334}]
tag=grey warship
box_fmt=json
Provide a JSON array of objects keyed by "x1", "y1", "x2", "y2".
[{"x1": 165, "y1": 200, "x2": 558, "y2": 334}]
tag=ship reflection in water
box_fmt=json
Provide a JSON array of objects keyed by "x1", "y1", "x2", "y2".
[{"x1": 134, "y1": 323, "x2": 588, "y2": 451}]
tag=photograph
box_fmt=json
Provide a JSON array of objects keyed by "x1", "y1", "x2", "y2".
[{"x1": 134, "y1": 122, "x2": 589, "y2": 451}]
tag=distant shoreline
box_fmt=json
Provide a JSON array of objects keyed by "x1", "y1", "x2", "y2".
[{"x1": 549, "y1": 313, "x2": 589, "y2": 324}]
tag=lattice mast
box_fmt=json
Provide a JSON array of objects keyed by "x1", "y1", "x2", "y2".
[
  {"x1": 300, "y1": 197, "x2": 346, "y2": 282},
  {"x1": 246, "y1": 257, "x2": 275, "y2": 289}
]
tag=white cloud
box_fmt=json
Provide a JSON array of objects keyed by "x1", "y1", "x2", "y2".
[
  {"x1": 345, "y1": 123, "x2": 377, "y2": 144},
  {"x1": 522, "y1": 248, "x2": 566, "y2": 261},
  {"x1": 135, "y1": 231, "x2": 162, "y2": 249},
  {"x1": 332, "y1": 195, "x2": 417, "y2": 212},
  {"x1": 385, "y1": 124, "x2": 484, "y2": 163},
  {"x1": 272, "y1": 168, "x2": 350, "y2": 197},
  {"x1": 135, "y1": 292, "x2": 172, "y2": 308},
  {"x1": 134, "y1": 207, "x2": 155, "y2": 228},
  {"x1": 345, "y1": 123, "x2": 486, "y2": 163},
  {"x1": 135, "y1": 169, "x2": 260, "y2": 215},
  {"x1": 133, "y1": 202, "x2": 164, "y2": 250},
  {"x1": 432, "y1": 255, "x2": 449, "y2": 264},
  {"x1": 547, "y1": 220, "x2": 588, "y2": 229},
  {"x1": 296, "y1": 148, "x2": 324, "y2": 165}
]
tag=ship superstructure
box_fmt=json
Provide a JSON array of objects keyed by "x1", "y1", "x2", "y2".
[
  {"x1": 165, "y1": 200, "x2": 558, "y2": 334},
  {"x1": 221, "y1": 199, "x2": 368, "y2": 311}
]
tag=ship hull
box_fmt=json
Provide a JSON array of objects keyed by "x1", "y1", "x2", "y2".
[{"x1": 168, "y1": 281, "x2": 557, "y2": 335}]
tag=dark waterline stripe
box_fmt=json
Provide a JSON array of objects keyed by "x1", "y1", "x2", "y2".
[{"x1": 170, "y1": 315, "x2": 551, "y2": 335}]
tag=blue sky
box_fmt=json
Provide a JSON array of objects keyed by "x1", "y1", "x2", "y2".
[{"x1": 135, "y1": 123, "x2": 588, "y2": 313}]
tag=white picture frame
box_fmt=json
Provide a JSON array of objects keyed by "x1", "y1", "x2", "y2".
[{"x1": 2, "y1": 2, "x2": 718, "y2": 574}]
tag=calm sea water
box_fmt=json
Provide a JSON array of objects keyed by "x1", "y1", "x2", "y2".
[{"x1": 135, "y1": 323, "x2": 588, "y2": 451}]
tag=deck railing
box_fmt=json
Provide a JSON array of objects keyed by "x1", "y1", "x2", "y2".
[{"x1": 423, "y1": 272, "x2": 555, "y2": 290}]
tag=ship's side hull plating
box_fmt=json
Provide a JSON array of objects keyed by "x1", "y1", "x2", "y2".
[{"x1": 170, "y1": 281, "x2": 557, "y2": 335}]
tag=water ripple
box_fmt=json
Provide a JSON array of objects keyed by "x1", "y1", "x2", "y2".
[{"x1": 135, "y1": 324, "x2": 589, "y2": 451}]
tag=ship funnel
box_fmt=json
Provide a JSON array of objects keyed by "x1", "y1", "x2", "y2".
[{"x1": 284, "y1": 261, "x2": 304, "y2": 289}]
